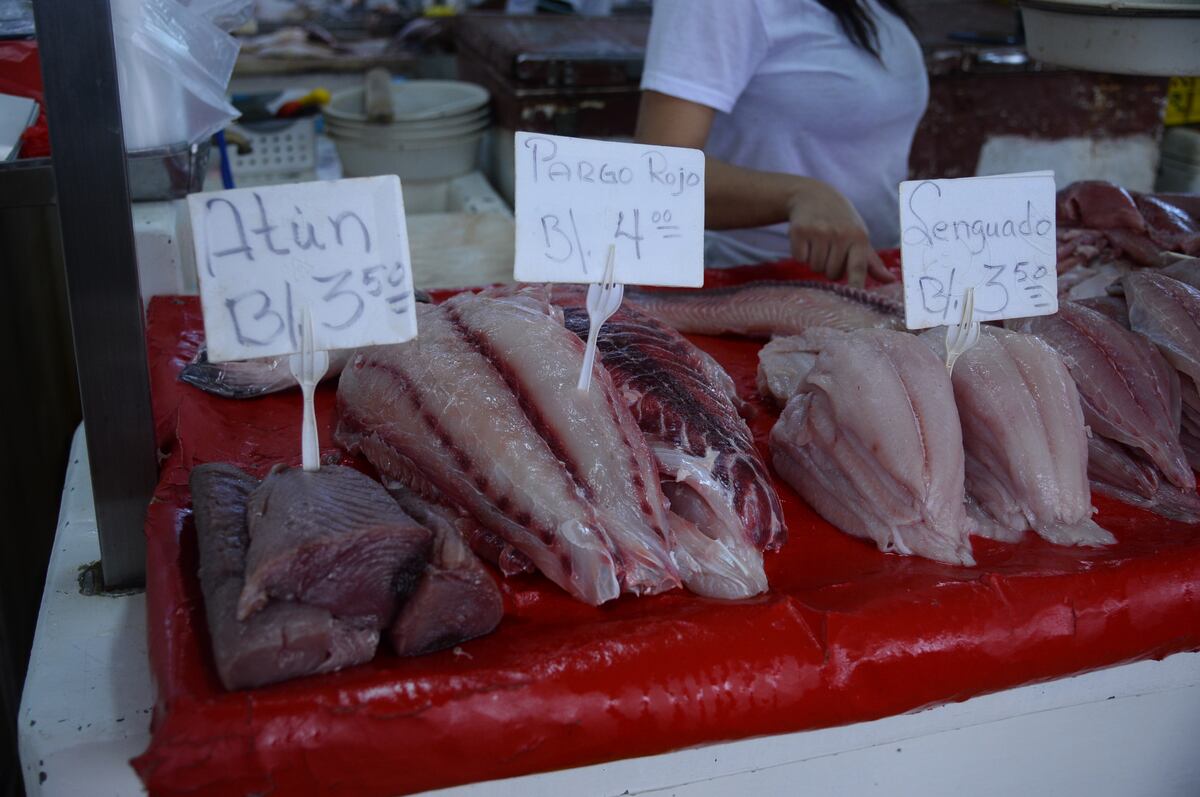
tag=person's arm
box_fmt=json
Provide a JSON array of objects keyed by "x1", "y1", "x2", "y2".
[{"x1": 636, "y1": 90, "x2": 893, "y2": 286}]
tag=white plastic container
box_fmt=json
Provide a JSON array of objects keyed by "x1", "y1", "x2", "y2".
[
  {"x1": 325, "y1": 80, "x2": 489, "y2": 124},
  {"x1": 331, "y1": 128, "x2": 486, "y2": 181},
  {"x1": 1020, "y1": 1, "x2": 1200, "y2": 76},
  {"x1": 325, "y1": 80, "x2": 491, "y2": 181},
  {"x1": 324, "y1": 114, "x2": 489, "y2": 142}
]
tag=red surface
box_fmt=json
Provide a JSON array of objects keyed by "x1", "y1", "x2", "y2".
[
  {"x1": 0, "y1": 41, "x2": 50, "y2": 158},
  {"x1": 134, "y1": 260, "x2": 1200, "y2": 796}
]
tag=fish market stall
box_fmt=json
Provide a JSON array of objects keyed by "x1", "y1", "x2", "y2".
[
  {"x1": 12, "y1": 2, "x2": 1200, "y2": 797},
  {"x1": 127, "y1": 248, "x2": 1200, "y2": 795}
]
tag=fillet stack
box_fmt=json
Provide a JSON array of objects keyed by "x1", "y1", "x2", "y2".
[
  {"x1": 336, "y1": 292, "x2": 774, "y2": 604},
  {"x1": 191, "y1": 463, "x2": 498, "y2": 690},
  {"x1": 922, "y1": 326, "x2": 1112, "y2": 547},
  {"x1": 1011, "y1": 298, "x2": 1200, "y2": 522},
  {"x1": 556, "y1": 290, "x2": 784, "y2": 597},
  {"x1": 764, "y1": 328, "x2": 976, "y2": 565}
]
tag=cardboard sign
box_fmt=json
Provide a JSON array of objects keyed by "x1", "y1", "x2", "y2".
[
  {"x1": 899, "y1": 171, "x2": 1057, "y2": 330},
  {"x1": 188, "y1": 176, "x2": 416, "y2": 362},
  {"x1": 513, "y1": 132, "x2": 705, "y2": 287}
]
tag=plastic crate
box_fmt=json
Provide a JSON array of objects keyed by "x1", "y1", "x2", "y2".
[{"x1": 225, "y1": 118, "x2": 316, "y2": 186}]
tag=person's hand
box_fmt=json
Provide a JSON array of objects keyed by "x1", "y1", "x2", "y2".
[{"x1": 786, "y1": 182, "x2": 895, "y2": 287}]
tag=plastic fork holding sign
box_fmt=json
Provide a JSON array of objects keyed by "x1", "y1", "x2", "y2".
[
  {"x1": 943, "y1": 286, "x2": 980, "y2": 375},
  {"x1": 578, "y1": 245, "x2": 624, "y2": 392},
  {"x1": 289, "y1": 308, "x2": 330, "y2": 471}
]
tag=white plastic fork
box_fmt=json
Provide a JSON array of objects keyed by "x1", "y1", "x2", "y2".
[
  {"x1": 288, "y1": 308, "x2": 330, "y2": 472},
  {"x1": 944, "y1": 286, "x2": 980, "y2": 375},
  {"x1": 577, "y1": 244, "x2": 624, "y2": 392}
]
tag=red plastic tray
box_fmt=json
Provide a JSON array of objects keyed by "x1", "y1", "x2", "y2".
[{"x1": 134, "y1": 262, "x2": 1200, "y2": 796}]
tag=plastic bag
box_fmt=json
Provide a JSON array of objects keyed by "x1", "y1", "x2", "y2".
[{"x1": 110, "y1": 0, "x2": 242, "y2": 150}]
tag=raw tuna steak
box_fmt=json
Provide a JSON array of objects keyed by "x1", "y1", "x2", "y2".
[
  {"x1": 238, "y1": 465, "x2": 433, "y2": 627},
  {"x1": 385, "y1": 483, "x2": 504, "y2": 657},
  {"x1": 192, "y1": 463, "x2": 379, "y2": 690}
]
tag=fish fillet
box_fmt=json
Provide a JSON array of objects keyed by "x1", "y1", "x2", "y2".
[
  {"x1": 625, "y1": 281, "x2": 902, "y2": 339},
  {"x1": 1073, "y1": 295, "x2": 1129, "y2": 328},
  {"x1": 924, "y1": 327, "x2": 1111, "y2": 547},
  {"x1": 1010, "y1": 301, "x2": 1193, "y2": 490},
  {"x1": 768, "y1": 328, "x2": 975, "y2": 566},
  {"x1": 1057, "y1": 181, "x2": 1146, "y2": 231},
  {"x1": 757, "y1": 336, "x2": 819, "y2": 407},
  {"x1": 1087, "y1": 437, "x2": 1200, "y2": 523},
  {"x1": 180, "y1": 292, "x2": 432, "y2": 398},
  {"x1": 238, "y1": 465, "x2": 433, "y2": 627},
  {"x1": 1159, "y1": 257, "x2": 1200, "y2": 292},
  {"x1": 336, "y1": 302, "x2": 642, "y2": 605},
  {"x1": 554, "y1": 297, "x2": 780, "y2": 597},
  {"x1": 191, "y1": 463, "x2": 378, "y2": 690},
  {"x1": 384, "y1": 483, "x2": 504, "y2": 657},
  {"x1": 441, "y1": 292, "x2": 682, "y2": 597},
  {"x1": 1126, "y1": 271, "x2": 1200, "y2": 426},
  {"x1": 180, "y1": 347, "x2": 354, "y2": 399}
]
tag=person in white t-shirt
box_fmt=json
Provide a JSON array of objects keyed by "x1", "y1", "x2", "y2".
[{"x1": 637, "y1": 0, "x2": 929, "y2": 285}]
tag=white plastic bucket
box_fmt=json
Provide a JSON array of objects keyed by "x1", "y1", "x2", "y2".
[
  {"x1": 325, "y1": 79, "x2": 491, "y2": 181},
  {"x1": 325, "y1": 81, "x2": 489, "y2": 124},
  {"x1": 330, "y1": 128, "x2": 486, "y2": 181}
]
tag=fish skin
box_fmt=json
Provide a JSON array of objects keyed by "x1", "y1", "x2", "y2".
[
  {"x1": 336, "y1": 302, "x2": 623, "y2": 606},
  {"x1": 1181, "y1": 427, "x2": 1200, "y2": 472},
  {"x1": 625, "y1": 280, "x2": 902, "y2": 339},
  {"x1": 924, "y1": 327, "x2": 1111, "y2": 548},
  {"x1": 179, "y1": 292, "x2": 432, "y2": 399},
  {"x1": 442, "y1": 292, "x2": 682, "y2": 597},
  {"x1": 1010, "y1": 300, "x2": 1193, "y2": 491},
  {"x1": 768, "y1": 328, "x2": 976, "y2": 566},
  {"x1": 180, "y1": 347, "x2": 354, "y2": 399},
  {"x1": 1091, "y1": 478, "x2": 1200, "y2": 524}
]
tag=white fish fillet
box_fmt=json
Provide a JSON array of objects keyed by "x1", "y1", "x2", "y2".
[
  {"x1": 768, "y1": 328, "x2": 976, "y2": 566},
  {"x1": 336, "y1": 303, "x2": 624, "y2": 605},
  {"x1": 441, "y1": 292, "x2": 682, "y2": 597},
  {"x1": 924, "y1": 327, "x2": 1112, "y2": 548}
]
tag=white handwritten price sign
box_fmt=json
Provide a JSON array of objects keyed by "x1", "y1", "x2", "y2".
[
  {"x1": 899, "y1": 171, "x2": 1057, "y2": 330},
  {"x1": 188, "y1": 176, "x2": 417, "y2": 362},
  {"x1": 514, "y1": 132, "x2": 704, "y2": 287}
]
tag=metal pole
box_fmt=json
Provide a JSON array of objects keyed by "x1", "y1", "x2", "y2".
[{"x1": 33, "y1": 0, "x2": 156, "y2": 588}]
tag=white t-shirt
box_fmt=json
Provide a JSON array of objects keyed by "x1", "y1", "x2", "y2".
[{"x1": 641, "y1": 0, "x2": 929, "y2": 267}]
